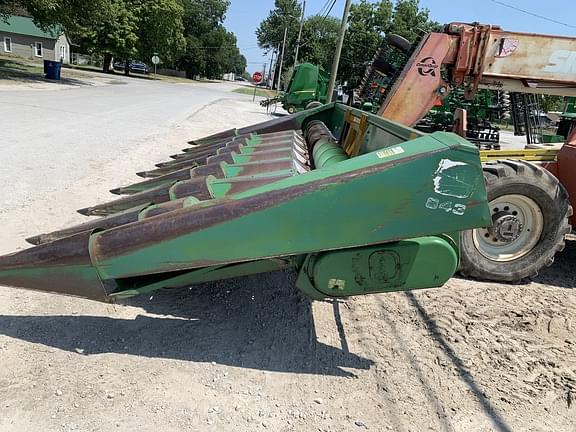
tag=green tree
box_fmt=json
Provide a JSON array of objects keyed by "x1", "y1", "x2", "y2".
[
  {"x1": 75, "y1": 0, "x2": 139, "y2": 73},
  {"x1": 10, "y1": 0, "x2": 185, "y2": 73},
  {"x1": 256, "y1": 0, "x2": 302, "y2": 78},
  {"x1": 131, "y1": 0, "x2": 186, "y2": 68},
  {"x1": 178, "y1": 0, "x2": 239, "y2": 78},
  {"x1": 540, "y1": 95, "x2": 564, "y2": 113},
  {"x1": 297, "y1": 15, "x2": 339, "y2": 71},
  {"x1": 5, "y1": 0, "x2": 245, "y2": 78},
  {"x1": 183, "y1": 0, "x2": 229, "y2": 34},
  {"x1": 229, "y1": 49, "x2": 247, "y2": 76},
  {"x1": 339, "y1": 0, "x2": 391, "y2": 87},
  {"x1": 340, "y1": 0, "x2": 438, "y2": 87},
  {"x1": 388, "y1": 0, "x2": 439, "y2": 42},
  {"x1": 202, "y1": 27, "x2": 245, "y2": 78},
  {"x1": 17, "y1": 0, "x2": 113, "y2": 35},
  {"x1": 0, "y1": 1, "x2": 27, "y2": 18},
  {"x1": 178, "y1": 34, "x2": 205, "y2": 78}
]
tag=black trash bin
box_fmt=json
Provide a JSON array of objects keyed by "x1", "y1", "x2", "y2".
[{"x1": 44, "y1": 60, "x2": 62, "y2": 80}]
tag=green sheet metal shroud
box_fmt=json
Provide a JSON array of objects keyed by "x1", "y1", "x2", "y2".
[{"x1": 0, "y1": 104, "x2": 491, "y2": 302}]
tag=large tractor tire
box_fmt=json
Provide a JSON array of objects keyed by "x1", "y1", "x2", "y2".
[
  {"x1": 460, "y1": 160, "x2": 572, "y2": 282},
  {"x1": 386, "y1": 34, "x2": 413, "y2": 54},
  {"x1": 372, "y1": 58, "x2": 397, "y2": 76},
  {"x1": 305, "y1": 101, "x2": 323, "y2": 110}
]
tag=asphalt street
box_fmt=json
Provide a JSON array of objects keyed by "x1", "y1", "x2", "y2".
[{"x1": 0, "y1": 77, "x2": 243, "y2": 214}]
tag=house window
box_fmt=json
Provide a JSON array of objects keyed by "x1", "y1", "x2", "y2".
[
  {"x1": 35, "y1": 42, "x2": 43, "y2": 57},
  {"x1": 3, "y1": 37, "x2": 11, "y2": 53}
]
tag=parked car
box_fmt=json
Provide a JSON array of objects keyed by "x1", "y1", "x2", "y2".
[
  {"x1": 234, "y1": 76, "x2": 247, "y2": 81},
  {"x1": 113, "y1": 60, "x2": 150, "y2": 74},
  {"x1": 130, "y1": 61, "x2": 150, "y2": 74}
]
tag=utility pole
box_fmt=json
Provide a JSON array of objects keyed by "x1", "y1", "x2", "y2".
[
  {"x1": 277, "y1": 25, "x2": 288, "y2": 91},
  {"x1": 270, "y1": 44, "x2": 279, "y2": 90},
  {"x1": 327, "y1": 0, "x2": 352, "y2": 103},
  {"x1": 294, "y1": 0, "x2": 306, "y2": 66},
  {"x1": 268, "y1": 46, "x2": 276, "y2": 89}
]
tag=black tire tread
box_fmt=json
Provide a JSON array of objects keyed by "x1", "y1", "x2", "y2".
[
  {"x1": 305, "y1": 101, "x2": 323, "y2": 110},
  {"x1": 386, "y1": 34, "x2": 412, "y2": 53},
  {"x1": 459, "y1": 159, "x2": 572, "y2": 282}
]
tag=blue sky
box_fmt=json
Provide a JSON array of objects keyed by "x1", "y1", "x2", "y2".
[{"x1": 224, "y1": 0, "x2": 576, "y2": 73}]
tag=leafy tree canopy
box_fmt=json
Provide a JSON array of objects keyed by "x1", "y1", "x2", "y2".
[
  {"x1": 256, "y1": 0, "x2": 302, "y2": 74},
  {"x1": 3, "y1": 0, "x2": 245, "y2": 78},
  {"x1": 340, "y1": 0, "x2": 439, "y2": 87},
  {"x1": 178, "y1": 0, "x2": 245, "y2": 78},
  {"x1": 298, "y1": 15, "x2": 339, "y2": 71},
  {"x1": 257, "y1": 0, "x2": 438, "y2": 87}
]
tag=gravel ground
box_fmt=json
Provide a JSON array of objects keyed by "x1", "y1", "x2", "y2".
[
  {"x1": 0, "y1": 90, "x2": 575, "y2": 432},
  {"x1": 0, "y1": 74, "x2": 248, "y2": 215}
]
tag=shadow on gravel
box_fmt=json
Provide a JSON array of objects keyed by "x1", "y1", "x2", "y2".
[
  {"x1": 533, "y1": 239, "x2": 576, "y2": 289},
  {"x1": 0, "y1": 69, "x2": 95, "y2": 87},
  {"x1": 405, "y1": 291, "x2": 513, "y2": 432},
  {"x1": 0, "y1": 270, "x2": 372, "y2": 376}
]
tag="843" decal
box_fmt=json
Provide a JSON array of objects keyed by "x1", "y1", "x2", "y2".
[{"x1": 426, "y1": 197, "x2": 466, "y2": 216}]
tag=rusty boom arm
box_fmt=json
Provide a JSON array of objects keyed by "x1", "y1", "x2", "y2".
[{"x1": 378, "y1": 23, "x2": 576, "y2": 127}]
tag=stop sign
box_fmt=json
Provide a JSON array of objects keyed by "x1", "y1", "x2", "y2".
[{"x1": 252, "y1": 71, "x2": 263, "y2": 83}]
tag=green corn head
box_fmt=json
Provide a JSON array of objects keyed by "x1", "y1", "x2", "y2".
[{"x1": 0, "y1": 103, "x2": 491, "y2": 302}]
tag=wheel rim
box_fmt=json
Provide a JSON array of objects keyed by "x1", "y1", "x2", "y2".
[
  {"x1": 472, "y1": 194, "x2": 544, "y2": 262},
  {"x1": 288, "y1": 106, "x2": 295, "y2": 114}
]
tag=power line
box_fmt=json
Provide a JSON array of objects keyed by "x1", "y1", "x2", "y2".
[
  {"x1": 317, "y1": 0, "x2": 338, "y2": 29},
  {"x1": 322, "y1": 0, "x2": 337, "y2": 20},
  {"x1": 488, "y1": 0, "x2": 576, "y2": 30},
  {"x1": 194, "y1": 46, "x2": 241, "y2": 49},
  {"x1": 316, "y1": 0, "x2": 335, "y2": 17},
  {"x1": 254, "y1": 0, "x2": 337, "y2": 63},
  {"x1": 192, "y1": 45, "x2": 264, "y2": 50},
  {"x1": 296, "y1": 0, "x2": 338, "y2": 51}
]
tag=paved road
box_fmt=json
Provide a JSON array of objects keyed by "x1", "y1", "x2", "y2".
[{"x1": 0, "y1": 78, "x2": 243, "y2": 213}]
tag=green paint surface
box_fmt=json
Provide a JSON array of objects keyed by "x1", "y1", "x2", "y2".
[
  {"x1": 296, "y1": 236, "x2": 458, "y2": 299},
  {"x1": 92, "y1": 133, "x2": 489, "y2": 280}
]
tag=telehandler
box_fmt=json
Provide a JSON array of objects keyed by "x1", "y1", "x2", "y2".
[{"x1": 371, "y1": 22, "x2": 576, "y2": 282}]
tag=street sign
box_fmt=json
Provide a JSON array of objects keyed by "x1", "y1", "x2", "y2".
[
  {"x1": 252, "y1": 71, "x2": 263, "y2": 83},
  {"x1": 151, "y1": 55, "x2": 160, "y2": 76}
]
